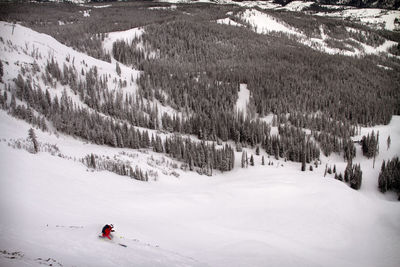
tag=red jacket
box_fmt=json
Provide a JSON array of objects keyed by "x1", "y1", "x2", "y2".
[{"x1": 102, "y1": 225, "x2": 113, "y2": 240}]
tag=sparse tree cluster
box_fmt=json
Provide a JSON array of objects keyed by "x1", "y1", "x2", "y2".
[
  {"x1": 165, "y1": 136, "x2": 234, "y2": 174},
  {"x1": 8, "y1": 71, "x2": 235, "y2": 173},
  {"x1": 378, "y1": 157, "x2": 400, "y2": 200},
  {"x1": 83, "y1": 153, "x2": 149, "y2": 182},
  {"x1": 336, "y1": 161, "x2": 363, "y2": 190},
  {"x1": 28, "y1": 128, "x2": 39, "y2": 153},
  {"x1": 361, "y1": 131, "x2": 379, "y2": 159},
  {"x1": 0, "y1": 60, "x2": 3, "y2": 83}
]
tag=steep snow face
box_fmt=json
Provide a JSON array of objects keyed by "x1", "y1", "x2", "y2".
[
  {"x1": 1, "y1": 110, "x2": 400, "y2": 267},
  {"x1": 239, "y1": 9, "x2": 303, "y2": 37},
  {"x1": 279, "y1": 1, "x2": 314, "y2": 11}
]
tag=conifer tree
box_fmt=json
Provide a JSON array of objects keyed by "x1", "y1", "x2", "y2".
[
  {"x1": 90, "y1": 153, "x2": 96, "y2": 169},
  {"x1": 28, "y1": 128, "x2": 39, "y2": 153},
  {"x1": 116, "y1": 62, "x2": 121, "y2": 76},
  {"x1": 378, "y1": 160, "x2": 387, "y2": 193},
  {"x1": 350, "y1": 164, "x2": 362, "y2": 190},
  {"x1": 0, "y1": 60, "x2": 3, "y2": 82},
  {"x1": 344, "y1": 160, "x2": 352, "y2": 183},
  {"x1": 250, "y1": 154, "x2": 254, "y2": 166},
  {"x1": 301, "y1": 158, "x2": 306, "y2": 172}
]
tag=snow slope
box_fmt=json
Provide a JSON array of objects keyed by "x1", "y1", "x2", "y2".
[
  {"x1": 239, "y1": 9, "x2": 303, "y2": 37},
  {"x1": 279, "y1": 1, "x2": 314, "y2": 12},
  {"x1": 216, "y1": 17, "x2": 242, "y2": 27},
  {"x1": 103, "y1": 27, "x2": 145, "y2": 56},
  {"x1": 0, "y1": 21, "x2": 140, "y2": 102},
  {"x1": 1, "y1": 110, "x2": 400, "y2": 267},
  {"x1": 234, "y1": 9, "x2": 398, "y2": 58}
]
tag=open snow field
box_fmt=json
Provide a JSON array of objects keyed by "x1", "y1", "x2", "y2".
[{"x1": 1, "y1": 111, "x2": 400, "y2": 267}]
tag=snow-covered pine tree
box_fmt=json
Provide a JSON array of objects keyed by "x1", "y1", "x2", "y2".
[
  {"x1": 0, "y1": 60, "x2": 3, "y2": 82},
  {"x1": 28, "y1": 128, "x2": 39, "y2": 153},
  {"x1": 116, "y1": 62, "x2": 121, "y2": 76},
  {"x1": 350, "y1": 164, "x2": 362, "y2": 190},
  {"x1": 344, "y1": 160, "x2": 352, "y2": 183}
]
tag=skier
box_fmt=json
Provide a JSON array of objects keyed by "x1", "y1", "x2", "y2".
[{"x1": 101, "y1": 224, "x2": 114, "y2": 240}]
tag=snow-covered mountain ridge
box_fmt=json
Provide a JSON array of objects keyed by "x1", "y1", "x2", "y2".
[{"x1": 156, "y1": 0, "x2": 400, "y2": 31}]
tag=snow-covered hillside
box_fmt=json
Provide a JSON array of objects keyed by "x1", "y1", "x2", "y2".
[
  {"x1": 1, "y1": 108, "x2": 400, "y2": 266},
  {"x1": 315, "y1": 8, "x2": 400, "y2": 31},
  {"x1": 0, "y1": 21, "x2": 140, "y2": 104},
  {"x1": 218, "y1": 8, "x2": 398, "y2": 57},
  {"x1": 159, "y1": 0, "x2": 400, "y2": 31}
]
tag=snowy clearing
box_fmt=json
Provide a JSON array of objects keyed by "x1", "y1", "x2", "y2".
[
  {"x1": 103, "y1": 27, "x2": 145, "y2": 55},
  {"x1": 239, "y1": 9, "x2": 303, "y2": 37},
  {"x1": 216, "y1": 17, "x2": 242, "y2": 27},
  {"x1": 236, "y1": 83, "x2": 250, "y2": 117}
]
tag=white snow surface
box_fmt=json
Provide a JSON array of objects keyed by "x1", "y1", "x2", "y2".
[
  {"x1": 1, "y1": 108, "x2": 400, "y2": 267},
  {"x1": 103, "y1": 27, "x2": 145, "y2": 55},
  {"x1": 239, "y1": 9, "x2": 303, "y2": 37},
  {"x1": 279, "y1": 1, "x2": 314, "y2": 12},
  {"x1": 93, "y1": 4, "x2": 112, "y2": 9},
  {"x1": 236, "y1": 83, "x2": 250, "y2": 117},
  {"x1": 216, "y1": 17, "x2": 242, "y2": 27}
]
